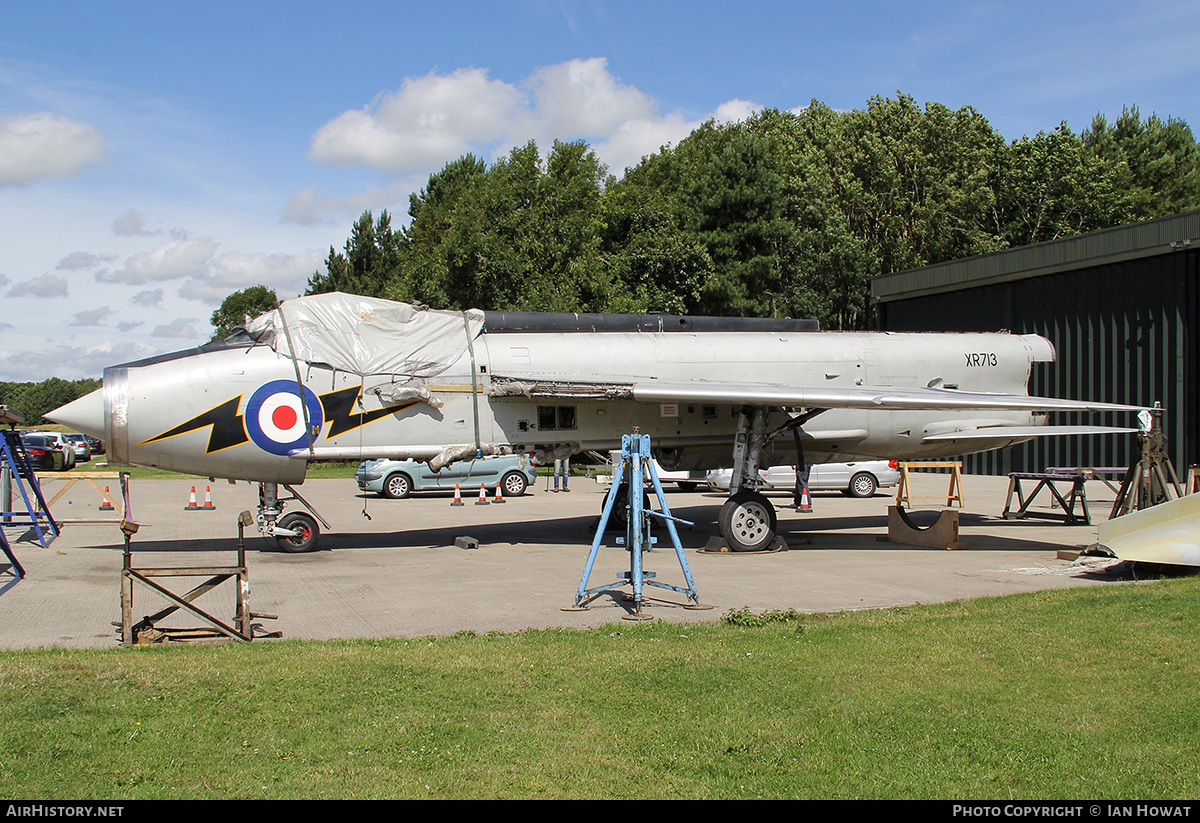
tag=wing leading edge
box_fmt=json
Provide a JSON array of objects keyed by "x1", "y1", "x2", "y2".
[{"x1": 630, "y1": 381, "x2": 1146, "y2": 415}]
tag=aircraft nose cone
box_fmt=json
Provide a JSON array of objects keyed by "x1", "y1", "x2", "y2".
[{"x1": 46, "y1": 388, "x2": 105, "y2": 439}]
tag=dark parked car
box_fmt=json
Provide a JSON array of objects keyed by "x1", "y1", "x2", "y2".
[{"x1": 20, "y1": 435, "x2": 66, "y2": 471}]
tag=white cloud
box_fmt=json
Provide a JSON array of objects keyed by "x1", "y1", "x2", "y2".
[
  {"x1": 0, "y1": 112, "x2": 107, "y2": 187},
  {"x1": 151, "y1": 318, "x2": 201, "y2": 339},
  {"x1": 69, "y1": 307, "x2": 113, "y2": 326},
  {"x1": 0, "y1": 340, "x2": 153, "y2": 382},
  {"x1": 283, "y1": 180, "x2": 417, "y2": 225},
  {"x1": 6, "y1": 272, "x2": 69, "y2": 298},
  {"x1": 177, "y1": 249, "x2": 321, "y2": 304},
  {"x1": 111, "y1": 209, "x2": 162, "y2": 237},
  {"x1": 526, "y1": 58, "x2": 658, "y2": 138},
  {"x1": 130, "y1": 289, "x2": 164, "y2": 308},
  {"x1": 57, "y1": 251, "x2": 115, "y2": 270},
  {"x1": 116, "y1": 320, "x2": 144, "y2": 332},
  {"x1": 96, "y1": 236, "x2": 219, "y2": 286},
  {"x1": 309, "y1": 67, "x2": 528, "y2": 175},
  {"x1": 297, "y1": 59, "x2": 763, "y2": 221}
]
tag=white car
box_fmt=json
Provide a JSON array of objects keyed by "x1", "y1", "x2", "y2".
[
  {"x1": 706, "y1": 460, "x2": 900, "y2": 498},
  {"x1": 606, "y1": 451, "x2": 706, "y2": 491}
]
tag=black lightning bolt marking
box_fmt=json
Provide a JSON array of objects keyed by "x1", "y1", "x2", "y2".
[
  {"x1": 140, "y1": 395, "x2": 248, "y2": 453},
  {"x1": 320, "y1": 386, "x2": 419, "y2": 439}
]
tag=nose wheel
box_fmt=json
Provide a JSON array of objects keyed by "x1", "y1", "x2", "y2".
[
  {"x1": 276, "y1": 511, "x2": 319, "y2": 553},
  {"x1": 258, "y1": 482, "x2": 330, "y2": 553}
]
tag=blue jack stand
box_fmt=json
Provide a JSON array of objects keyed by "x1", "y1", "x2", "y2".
[
  {"x1": 2, "y1": 429, "x2": 59, "y2": 548},
  {"x1": 567, "y1": 434, "x2": 709, "y2": 619}
]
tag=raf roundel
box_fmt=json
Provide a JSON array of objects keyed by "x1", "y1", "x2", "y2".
[{"x1": 245, "y1": 380, "x2": 323, "y2": 456}]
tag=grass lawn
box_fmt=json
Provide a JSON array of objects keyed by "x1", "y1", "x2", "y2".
[{"x1": 1, "y1": 578, "x2": 1198, "y2": 799}]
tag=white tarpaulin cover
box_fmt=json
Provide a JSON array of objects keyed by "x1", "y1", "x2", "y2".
[{"x1": 244, "y1": 293, "x2": 485, "y2": 378}]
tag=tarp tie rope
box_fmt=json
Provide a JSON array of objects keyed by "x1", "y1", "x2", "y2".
[{"x1": 463, "y1": 311, "x2": 482, "y2": 459}]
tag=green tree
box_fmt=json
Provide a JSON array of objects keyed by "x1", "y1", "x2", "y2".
[
  {"x1": 5, "y1": 378, "x2": 100, "y2": 426},
  {"x1": 210, "y1": 285, "x2": 280, "y2": 340},
  {"x1": 995, "y1": 122, "x2": 1138, "y2": 247},
  {"x1": 1084, "y1": 106, "x2": 1200, "y2": 217},
  {"x1": 307, "y1": 211, "x2": 401, "y2": 298}
]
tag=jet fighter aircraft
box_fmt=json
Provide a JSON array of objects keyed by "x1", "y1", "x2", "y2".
[{"x1": 49, "y1": 293, "x2": 1142, "y2": 552}]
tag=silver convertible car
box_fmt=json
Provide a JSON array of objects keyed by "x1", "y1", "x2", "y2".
[
  {"x1": 705, "y1": 460, "x2": 900, "y2": 498},
  {"x1": 356, "y1": 454, "x2": 537, "y2": 499}
]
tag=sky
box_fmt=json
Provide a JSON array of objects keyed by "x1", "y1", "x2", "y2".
[{"x1": 2, "y1": 0, "x2": 1198, "y2": 383}]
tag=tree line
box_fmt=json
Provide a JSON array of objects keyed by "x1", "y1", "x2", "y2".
[{"x1": 304, "y1": 95, "x2": 1200, "y2": 332}]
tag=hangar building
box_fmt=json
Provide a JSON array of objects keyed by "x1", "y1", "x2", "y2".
[{"x1": 872, "y1": 210, "x2": 1200, "y2": 476}]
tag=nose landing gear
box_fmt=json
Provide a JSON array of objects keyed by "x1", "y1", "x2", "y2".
[{"x1": 257, "y1": 482, "x2": 331, "y2": 552}]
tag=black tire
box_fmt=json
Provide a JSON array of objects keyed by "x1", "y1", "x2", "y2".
[
  {"x1": 675, "y1": 481, "x2": 698, "y2": 492},
  {"x1": 501, "y1": 471, "x2": 527, "y2": 497},
  {"x1": 847, "y1": 472, "x2": 878, "y2": 498},
  {"x1": 719, "y1": 490, "x2": 777, "y2": 552},
  {"x1": 276, "y1": 512, "x2": 320, "y2": 553},
  {"x1": 382, "y1": 472, "x2": 412, "y2": 499},
  {"x1": 604, "y1": 484, "x2": 653, "y2": 528}
]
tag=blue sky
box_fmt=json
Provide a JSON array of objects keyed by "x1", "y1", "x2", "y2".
[{"x1": 2, "y1": 0, "x2": 1198, "y2": 382}]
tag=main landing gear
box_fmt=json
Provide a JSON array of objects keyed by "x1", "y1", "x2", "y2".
[
  {"x1": 717, "y1": 406, "x2": 778, "y2": 552},
  {"x1": 257, "y1": 482, "x2": 331, "y2": 552},
  {"x1": 716, "y1": 405, "x2": 818, "y2": 552}
]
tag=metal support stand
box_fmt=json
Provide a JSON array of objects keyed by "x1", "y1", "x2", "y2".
[
  {"x1": 1110, "y1": 403, "x2": 1182, "y2": 519},
  {"x1": 119, "y1": 474, "x2": 279, "y2": 644},
  {"x1": 1, "y1": 429, "x2": 59, "y2": 547},
  {"x1": 0, "y1": 527, "x2": 23, "y2": 581},
  {"x1": 568, "y1": 433, "x2": 707, "y2": 618}
]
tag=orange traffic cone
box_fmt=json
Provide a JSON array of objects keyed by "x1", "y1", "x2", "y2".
[
  {"x1": 475, "y1": 483, "x2": 489, "y2": 505},
  {"x1": 185, "y1": 486, "x2": 200, "y2": 511},
  {"x1": 202, "y1": 485, "x2": 216, "y2": 510},
  {"x1": 99, "y1": 486, "x2": 114, "y2": 512},
  {"x1": 451, "y1": 484, "x2": 464, "y2": 506},
  {"x1": 493, "y1": 480, "x2": 506, "y2": 503},
  {"x1": 798, "y1": 486, "x2": 813, "y2": 513}
]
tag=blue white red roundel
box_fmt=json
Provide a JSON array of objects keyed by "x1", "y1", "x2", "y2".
[{"x1": 245, "y1": 380, "x2": 323, "y2": 456}]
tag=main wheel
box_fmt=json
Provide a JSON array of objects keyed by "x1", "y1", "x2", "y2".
[
  {"x1": 501, "y1": 471, "x2": 528, "y2": 497},
  {"x1": 846, "y1": 472, "x2": 878, "y2": 498},
  {"x1": 382, "y1": 472, "x2": 412, "y2": 499},
  {"x1": 276, "y1": 511, "x2": 320, "y2": 553},
  {"x1": 719, "y1": 490, "x2": 777, "y2": 552}
]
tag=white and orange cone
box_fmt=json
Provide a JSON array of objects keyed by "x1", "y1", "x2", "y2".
[
  {"x1": 185, "y1": 486, "x2": 200, "y2": 511},
  {"x1": 475, "y1": 483, "x2": 489, "y2": 505},
  {"x1": 451, "y1": 484, "x2": 464, "y2": 506},
  {"x1": 99, "y1": 486, "x2": 115, "y2": 512},
  {"x1": 201, "y1": 485, "x2": 216, "y2": 510},
  {"x1": 798, "y1": 486, "x2": 813, "y2": 513},
  {"x1": 493, "y1": 480, "x2": 506, "y2": 503}
]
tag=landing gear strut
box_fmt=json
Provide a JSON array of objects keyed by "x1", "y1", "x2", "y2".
[
  {"x1": 257, "y1": 482, "x2": 331, "y2": 553},
  {"x1": 719, "y1": 407, "x2": 779, "y2": 552}
]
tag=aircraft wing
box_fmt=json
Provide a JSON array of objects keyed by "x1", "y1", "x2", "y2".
[
  {"x1": 630, "y1": 381, "x2": 1146, "y2": 414},
  {"x1": 921, "y1": 425, "x2": 1138, "y2": 441}
]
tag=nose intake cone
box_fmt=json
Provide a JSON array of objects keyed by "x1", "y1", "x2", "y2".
[{"x1": 46, "y1": 388, "x2": 105, "y2": 439}]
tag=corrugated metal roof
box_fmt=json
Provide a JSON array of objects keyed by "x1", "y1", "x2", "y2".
[{"x1": 872, "y1": 210, "x2": 1200, "y2": 303}]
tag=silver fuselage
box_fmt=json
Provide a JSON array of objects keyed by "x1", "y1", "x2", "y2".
[{"x1": 83, "y1": 328, "x2": 1054, "y2": 484}]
